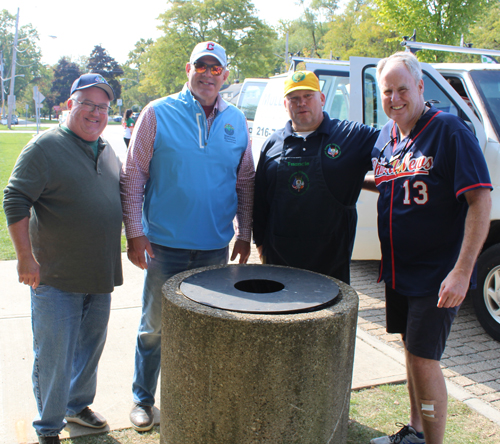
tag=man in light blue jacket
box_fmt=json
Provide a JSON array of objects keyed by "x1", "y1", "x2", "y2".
[{"x1": 120, "y1": 41, "x2": 255, "y2": 431}]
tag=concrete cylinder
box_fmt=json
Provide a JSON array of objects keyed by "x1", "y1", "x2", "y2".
[{"x1": 161, "y1": 264, "x2": 358, "y2": 444}]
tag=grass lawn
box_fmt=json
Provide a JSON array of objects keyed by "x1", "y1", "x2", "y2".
[
  {"x1": 0, "y1": 132, "x2": 33, "y2": 259},
  {"x1": 0, "y1": 132, "x2": 127, "y2": 260},
  {"x1": 0, "y1": 124, "x2": 50, "y2": 131},
  {"x1": 58, "y1": 383, "x2": 500, "y2": 443}
]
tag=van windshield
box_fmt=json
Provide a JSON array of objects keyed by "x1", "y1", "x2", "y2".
[
  {"x1": 470, "y1": 70, "x2": 500, "y2": 140},
  {"x1": 238, "y1": 82, "x2": 267, "y2": 121},
  {"x1": 316, "y1": 71, "x2": 350, "y2": 121}
]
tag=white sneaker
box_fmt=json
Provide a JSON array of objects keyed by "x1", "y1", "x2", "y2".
[{"x1": 370, "y1": 424, "x2": 425, "y2": 444}]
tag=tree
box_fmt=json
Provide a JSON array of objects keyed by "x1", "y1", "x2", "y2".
[
  {"x1": 469, "y1": 2, "x2": 500, "y2": 51},
  {"x1": 120, "y1": 38, "x2": 158, "y2": 111},
  {"x1": 139, "y1": 0, "x2": 276, "y2": 97},
  {"x1": 86, "y1": 45, "x2": 124, "y2": 99},
  {"x1": 374, "y1": 0, "x2": 491, "y2": 61},
  {"x1": 0, "y1": 9, "x2": 43, "y2": 116},
  {"x1": 298, "y1": 0, "x2": 340, "y2": 57},
  {"x1": 321, "y1": 0, "x2": 399, "y2": 59},
  {"x1": 51, "y1": 57, "x2": 81, "y2": 109}
]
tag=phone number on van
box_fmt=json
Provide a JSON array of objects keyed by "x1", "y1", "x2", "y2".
[{"x1": 255, "y1": 127, "x2": 276, "y2": 138}]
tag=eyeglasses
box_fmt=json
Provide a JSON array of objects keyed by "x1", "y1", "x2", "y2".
[
  {"x1": 377, "y1": 136, "x2": 413, "y2": 168},
  {"x1": 73, "y1": 99, "x2": 111, "y2": 114},
  {"x1": 193, "y1": 62, "x2": 224, "y2": 76}
]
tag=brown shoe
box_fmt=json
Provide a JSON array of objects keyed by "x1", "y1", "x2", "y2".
[{"x1": 130, "y1": 403, "x2": 154, "y2": 431}]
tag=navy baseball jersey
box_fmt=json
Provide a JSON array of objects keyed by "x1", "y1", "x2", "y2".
[{"x1": 372, "y1": 106, "x2": 492, "y2": 297}]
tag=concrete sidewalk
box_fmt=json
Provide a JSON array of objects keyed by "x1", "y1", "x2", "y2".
[{"x1": 0, "y1": 255, "x2": 407, "y2": 444}]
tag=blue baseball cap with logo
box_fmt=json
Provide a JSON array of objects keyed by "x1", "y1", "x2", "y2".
[
  {"x1": 190, "y1": 41, "x2": 227, "y2": 67},
  {"x1": 70, "y1": 73, "x2": 115, "y2": 101}
]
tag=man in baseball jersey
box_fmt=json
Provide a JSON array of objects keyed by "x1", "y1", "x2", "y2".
[
  {"x1": 365, "y1": 52, "x2": 492, "y2": 444},
  {"x1": 253, "y1": 71, "x2": 379, "y2": 283}
]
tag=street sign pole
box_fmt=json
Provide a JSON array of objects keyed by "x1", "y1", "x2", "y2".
[{"x1": 33, "y1": 86, "x2": 45, "y2": 134}]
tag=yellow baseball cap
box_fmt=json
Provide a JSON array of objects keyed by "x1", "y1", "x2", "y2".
[{"x1": 284, "y1": 71, "x2": 321, "y2": 96}]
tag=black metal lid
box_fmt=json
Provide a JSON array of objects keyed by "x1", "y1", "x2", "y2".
[{"x1": 179, "y1": 265, "x2": 339, "y2": 314}]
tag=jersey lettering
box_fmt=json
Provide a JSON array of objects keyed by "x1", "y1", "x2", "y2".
[{"x1": 373, "y1": 152, "x2": 434, "y2": 186}]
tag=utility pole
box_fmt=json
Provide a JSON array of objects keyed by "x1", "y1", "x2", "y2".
[
  {"x1": 285, "y1": 32, "x2": 289, "y2": 69},
  {"x1": 1, "y1": 50, "x2": 5, "y2": 118},
  {"x1": 7, "y1": 8, "x2": 20, "y2": 130}
]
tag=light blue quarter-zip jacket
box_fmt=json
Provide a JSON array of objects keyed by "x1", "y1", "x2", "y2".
[{"x1": 142, "y1": 85, "x2": 249, "y2": 250}]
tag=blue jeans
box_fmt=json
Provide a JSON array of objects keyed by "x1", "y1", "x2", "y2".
[
  {"x1": 31, "y1": 285, "x2": 111, "y2": 437},
  {"x1": 132, "y1": 243, "x2": 228, "y2": 406}
]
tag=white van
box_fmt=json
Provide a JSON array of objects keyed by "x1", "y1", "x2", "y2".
[
  {"x1": 236, "y1": 78, "x2": 268, "y2": 137},
  {"x1": 252, "y1": 43, "x2": 500, "y2": 341}
]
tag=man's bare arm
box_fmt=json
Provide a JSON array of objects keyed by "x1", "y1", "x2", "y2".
[{"x1": 438, "y1": 188, "x2": 492, "y2": 308}]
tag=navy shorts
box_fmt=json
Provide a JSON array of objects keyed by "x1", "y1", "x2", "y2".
[{"x1": 385, "y1": 285, "x2": 460, "y2": 361}]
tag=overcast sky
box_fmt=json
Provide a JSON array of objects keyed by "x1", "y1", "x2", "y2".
[{"x1": 7, "y1": 0, "x2": 304, "y2": 66}]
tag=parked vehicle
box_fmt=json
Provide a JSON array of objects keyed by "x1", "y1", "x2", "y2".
[
  {"x1": 112, "y1": 115, "x2": 123, "y2": 123},
  {"x1": 236, "y1": 78, "x2": 268, "y2": 138},
  {"x1": 59, "y1": 110, "x2": 70, "y2": 125},
  {"x1": 252, "y1": 40, "x2": 500, "y2": 341}
]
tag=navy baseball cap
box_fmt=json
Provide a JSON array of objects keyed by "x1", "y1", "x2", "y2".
[
  {"x1": 190, "y1": 41, "x2": 227, "y2": 67},
  {"x1": 70, "y1": 74, "x2": 115, "y2": 101}
]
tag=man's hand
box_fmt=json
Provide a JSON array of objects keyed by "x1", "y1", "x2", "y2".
[
  {"x1": 438, "y1": 188, "x2": 491, "y2": 308},
  {"x1": 127, "y1": 235, "x2": 154, "y2": 269},
  {"x1": 7, "y1": 217, "x2": 40, "y2": 289},
  {"x1": 438, "y1": 268, "x2": 469, "y2": 308},
  {"x1": 230, "y1": 239, "x2": 251, "y2": 264},
  {"x1": 17, "y1": 253, "x2": 40, "y2": 289},
  {"x1": 257, "y1": 245, "x2": 264, "y2": 263}
]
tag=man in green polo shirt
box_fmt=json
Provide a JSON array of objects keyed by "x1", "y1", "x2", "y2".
[{"x1": 3, "y1": 74, "x2": 123, "y2": 444}]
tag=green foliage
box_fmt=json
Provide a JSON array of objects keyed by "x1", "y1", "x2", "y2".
[
  {"x1": 86, "y1": 45, "x2": 124, "y2": 99},
  {"x1": 321, "y1": 0, "x2": 399, "y2": 60},
  {"x1": 0, "y1": 9, "x2": 43, "y2": 117},
  {"x1": 121, "y1": 39, "x2": 158, "y2": 110},
  {"x1": 275, "y1": 0, "x2": 339, "y2": 66},
  {"x1": 139, "y1": 0, "x2": 276, "y2": 97},
  {"x1": 469, "y1": 2, "x2": 500, "y2": 51},
  {"x1": 51, "y1": 58, "x2": 81, "y2": 108},
  {"x1": 374, "y1": 0, "x2": 491, "y2": 62}
]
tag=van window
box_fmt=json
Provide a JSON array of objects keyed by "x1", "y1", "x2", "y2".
[
  {"x1": 362, "y1": 66, "x2": 388, "y2": 129},
  {"x1": 422, "y1": 72, "x2": 458, "y2": 116},
  {"x1": 362, "y1": 66, "x2": 464, "y2": 129},
  {"x1": 316, "y1": 71, "x2": 350, "y2": 120},
  {"x1": 469, "y1": 70, "x2": 500, "y2": 140},
  {"x1": 238, "y1": 82, "x2": 267, "y2": 121}
]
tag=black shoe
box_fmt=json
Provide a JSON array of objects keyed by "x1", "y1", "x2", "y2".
[
  {"x1": 65, "y1": 406, "x2": 107, "y2": 428},
  {"x1": 130, "y1": 403, "x2": 154, "y2": 431},
  {"x1": 38, "y1": 436, "x2": 60, "y2": 444}
]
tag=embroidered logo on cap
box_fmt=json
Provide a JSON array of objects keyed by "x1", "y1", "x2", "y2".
[
  {"x1": 325, "y1": 144, "x2": 341, "y2": 159},
  {"x1": 292, "y1": 72, "x2": 306, "y2": 83},
  {"x1": 94, "y1": 75, "x2": 106, "y2": 84}
]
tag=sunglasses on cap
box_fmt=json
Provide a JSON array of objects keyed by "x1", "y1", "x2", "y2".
[{"x1": 193, "y1": 61, "x2": 224, "y2": 76}]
